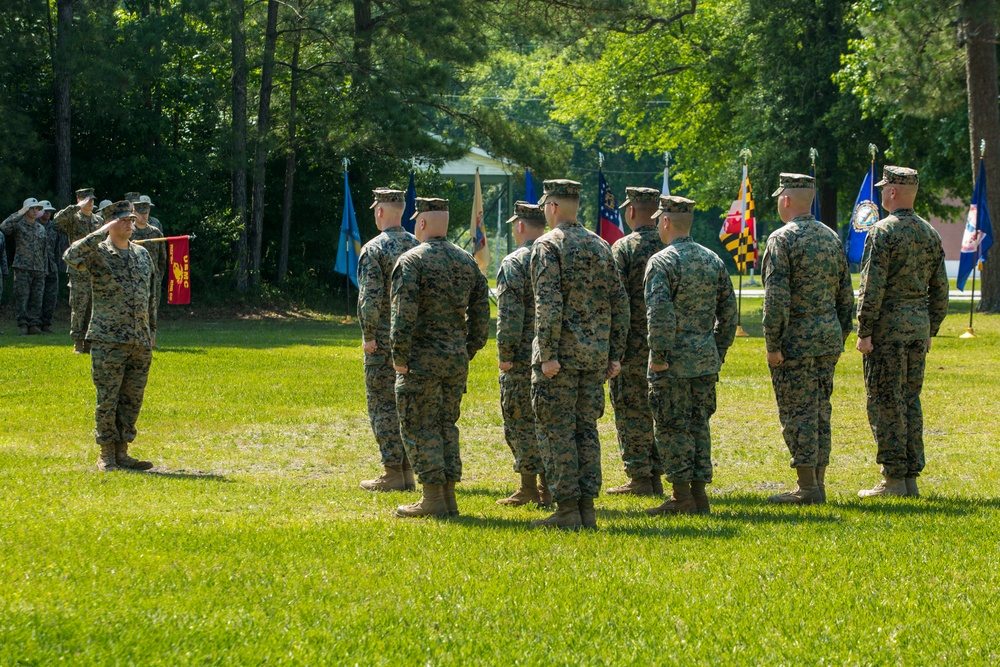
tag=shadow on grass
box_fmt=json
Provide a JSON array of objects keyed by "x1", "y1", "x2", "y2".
[
  {"x1": 446, "y1": 512, "x2": 740, "y2": 539},
  {"x1": 828, "y1": 495, "x2": 1000, "y2": 517},
  {"x1": 141, "y1": 468, "x2": 231, "y2": 482},
  {"x1": 155, "y1": 346, "x2": 208, "y2": 355}
]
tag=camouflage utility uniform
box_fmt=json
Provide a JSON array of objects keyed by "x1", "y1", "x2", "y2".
[
  {"x1": 131, "y1": 222, "x2": 167, "y2": 327},
  {"x1": 762, "y1": 214, "x2": 854, "y2": 469},
  {"x1": 1, "y1": 212, "x2": 48, "y2": 329},
  {"x1": 530, "y1": 221, "x2": 629, "y2": 504},
  {"x1": 55, "y1": 204, "x2": 104, "y2": 341},
  {"x1": 41, "y1": 218, "x2": 63, "y2": 330},
  {"x1": 63, "y1": 228, "x2": 156, "y2": 456},
  {"x1": 645, "y1": 236, "x2": 737, "y2": 485},
  {"x1": 390, "y1": 236, "x2": 491, "y2": 485},
  {"x1": 358, "y1": 224, "x2": 419, "y2": 467},
  {"x1": 609, "y1": 224, "x2": 665, "y2": 483},
  {"x1": 496, "y1": 239, "x2": 543, "y2": 475},
  {"x1": 857, "y1": 208, "x2": 948, "y2": 480}
]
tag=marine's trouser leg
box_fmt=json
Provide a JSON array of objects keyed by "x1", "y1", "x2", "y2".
[
  {"x1": 650, "y1": 374, "x2": 717, "y2": 484},
  {"x1": 364, "y1": 358, "x2": 406, "y2": 466},
  {"x1": 903, "y1": 341, "x2": 927, "y2": 477},
  {"x1": 500, "y1": 366, "x2": 543, "y2": 474},
  {"x1": 396, "y1": 370, "x2": 467, "y2": 486},
  {"x1": 609, "y1": 362, "x2": 659, "y2": 479},
  {"x1": 41, "y1": 271, "x2": 59, "y2": 327},
  {"x1": 69, "y1": 276, "x2": 93, "y2": 340},
  {"x1": 439, "y1": 372, "x2": 467, "y2": 483},
  {"x1": 14, "y1": 270, "x2": 45, "y2": 328},
  {"x1": 864, "y1": 341, "x2": 926, "y2": 480},
  {"x1": 91, "y1": 342, "x2": 152, "y2": 446},
  {"x1": 769, "y1": 354, "x2": 840, "y2": 468}
]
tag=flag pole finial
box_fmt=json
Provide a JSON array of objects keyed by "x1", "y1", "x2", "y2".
[
  {"x1": 598, "y1": 151, "x2": 605, "y2": 169},
  {"x1": 664, "y1": 151, "x2": 671, "y2": 166},
  {"x1": 980, "y1": 139, "x2": 987, "y2": 159},
  {"x1": 809, "y1": 147, "x2": 818, "y2": 167},
  {"x1": 342, "y1": 157, "x2": 350, "y2": 172},
  {"x1": 739, "y1": 147, "x2": 751, "y2": 165},
  {"x1": 868, "y1": 143, "x2": 878, "y2": 164}
]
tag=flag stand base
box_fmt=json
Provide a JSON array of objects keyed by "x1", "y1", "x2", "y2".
[
  {"x1": 341, "y1": 316, "x2": 353, "y2": 325},
  {"x1": 960, "y1": 327, "x2": 977, "y2": 339},
  {"x1": 735, "y1": 325, "x2": 750, "y2": 338}
]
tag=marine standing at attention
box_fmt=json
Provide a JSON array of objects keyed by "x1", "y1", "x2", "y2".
[
  {"x1": 357, "y1": 188, "x2": 419, "y2": 493},
  {"x1": 390, "y1": 198, "x2": 491, "y2": 519}
]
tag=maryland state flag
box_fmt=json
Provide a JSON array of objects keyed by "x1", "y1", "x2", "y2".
[
  {"x1": 470, "y1": 168, "x2": 489, "y2": 274},
  {"x1": 596, "y1": 169, "x2": 625, "y2": 243},
  {"x1": 719, "y1": 165, "x2": 757, "y2": 272},
  {"x1": 167, "y1": 236, "x2": 191, "y2": 304}
]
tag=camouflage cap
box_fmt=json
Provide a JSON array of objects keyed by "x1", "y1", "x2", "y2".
[
  {"x1": 771, "y1": 172, "x2": 815, "y2": 197},
  {"x1": 369, "y1": 188, "x2": 406, "y2": 209},
  {"x1": 124, "y1": 191, "x2": 141, "y2": 203},
  {"x1": 106, "y1": 200, "x2": 136, "y2": 220},
  {"x1": 618, "y1": 186, "x2": 661, "y2": 210},
  {"x1": 410, "y1": 197, "x2": 449, "y2": 219},
  {"x1": 75, "y1": 188, "x2": 95, "y2": 201},
  {"x1": 97, "y1": 199, "x2": 113, "y2": 212},
  {"x1": 651, "y1": 195, "x2": 696, "y2": 218},
  {"x1": 505, "y1": 200, "x2": 545, "y2": 224},
  {"x1": 875, "y1": 165, "x2": 919, "y2": 187},
  {"x1": 137, "y1": 194, "x2": 155, "y2": 207},
  {"x1": 537, "y1": 179, "x2": 582, "y2": 204}
]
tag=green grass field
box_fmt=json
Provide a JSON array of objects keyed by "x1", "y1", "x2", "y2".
[{"x1": 1, "y1": 302, "x2": 998, "y2": 664}]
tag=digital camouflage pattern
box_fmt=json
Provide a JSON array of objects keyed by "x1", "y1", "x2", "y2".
[
  {"x1": 644, "y1": 237, "x2": 737, "y2": 378},
  {"x1": 864, "y1": 340, "x2": 927, "y2": 479},
  {"x1": 131, "y1": 222, "x2": 168, "y2": 320},
  {"x1": 54, "y1": 204, "x2": 103, "y2": 243},
  {"x1": 610, "y1": 225, "x2": 665, "y2": 479},
  {"x1": 762, "y1": 214, "x2": 854, "y2": 469},
  {"x1": 857, "y1": 208, "x2": 947, "y2": 480},
  {"x1": 770, "y1": 172, "x2": 815, "y2": 197},
  {"x1": 1, "y1": 212, "x2": 49, "y2": 272},
  {"x1": 856, "y1": 210, "x2": 949, "y2": 342},
  {"x1": 644, "y1": 236, "x2": 736, "y2": 485},
  {"x1": 357, "y1": 225, "x2": 419, "y2": 466},
  {"x1": 652, "y1": 195, "x2": 696, "y2": 218},
  {"x1": 390, "y1": 236, "x2": 490, "y2": 485},
  {"x1": 875, "y1": 165, "x2": 919, "y2": 187},
  {"x1": 41, "y1": 219, "x2": 63, "y2": 328},
  {"x1": 762, "y1": 215, "x2": 854, "y2": 358},
  {"x1": 90, "y1": 342, "x2": 153, "y2": 446},
  {"x1": 63, "y1": 230, "x2": 157, "y2": 346},
  {"x1": 529, "y1": 220, "x2": 628, "y2": 503},
  {"x1": 536, "y1": 179, "x2": 582, "y2": 204},
  {"x1": 0, "y1": 232, "x2": 7, "y2": 305},
  {"x1": 55, "y1": 204, "x2": 104, "y2": 340},
  {"x1": 496, "y1": 240, "x2": 542, "y2": 474},
  {"x1": 149, "y1": 215, "x2": 166, "y2": 236}
]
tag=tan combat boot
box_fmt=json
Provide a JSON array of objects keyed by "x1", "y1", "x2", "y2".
[
  {"x1": 538, "y1": 474, "x2": 553, "y2": 507},
  {"x1": 651, "y1": 474, "x2": 664, "y2": 495},
  {"x1": 579, "y1": 497, "x2": 597, "y2": 529},
  {"x1": 690, "y1": 481, "x2": 711, "y2": 515},
  {"x1": 905, "y1": 477, "x2": 919, "y2": 498},
  {"x1": 497, "y1": 473, "x2": 540, "y2": 506},
  {"x1": 115, "y1": 443, "x2": 153, "y2": 471},
  {"x1": 530, "y1": 498, "x2": 582, "y2": 530},
  {"x1": 444, "y1": 481, "x2": 459, "y2": 517},
  {"x1": 607, "y1": 476, "x2": 655, "y2": 496},
  {"x1": 96, "y1": 443, "x2": 118, "y2": 472},
  {"x1": 73, "y1": 339, "x2": 86, "y2": 354},
  {"x1": 394, "y1": 484, "x2": 449, "y2": 518},
  {"x1": 815, "y1": 466, "x2": 828, "y2": 503},
  {"x1": 401, "y1": 456, "x2": 416, "y2": 491},
  {"x1": 858, "y1": 476, "x2": 907, "y2": 498},
  {"x1": 360, "y1": 465, "x2": 407, "y2": 492},
  {"x1": 646, "y1": 482, "x2": 697, "y2": 516},
  {"x1": 767, "y1": 467, "x2": 824, "y2": 505}
]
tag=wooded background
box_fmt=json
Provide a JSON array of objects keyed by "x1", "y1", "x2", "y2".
[{"x1": 1, "y1": 0, "x2": 997, "y2": 308}]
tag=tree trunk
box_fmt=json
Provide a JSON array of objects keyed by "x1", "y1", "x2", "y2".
[
  {"x1": 230, "y1": 0, "x2": 249, "y2": 291},
  {"x1": 249, "y1": 0, "x2": 280, "y2": 288},
  {"x1": 963, "y1": 0, "x2": 1000, "y2": 311},
  {"x1": 142, "y1": 0, "x2": 155, "y2": 155},
  {"x1": 277, "y1": 20, "x2": 302, "y2": 284},
  {"x1": 53, "y1": 0, "x2": 73, "y2": 206}
]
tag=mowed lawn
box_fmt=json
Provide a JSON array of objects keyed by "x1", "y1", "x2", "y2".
[{"x1": 1, "y1": 302, "x2": 998, "y2": 665}]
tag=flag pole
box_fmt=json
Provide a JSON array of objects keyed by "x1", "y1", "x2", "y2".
[
  {"x1": 342, "y1": 157, "x2": 353, "y2": 325},
  {"x1": 598, "y1": 151, "x2": 605, "y2": 235},
  {"x1": 961, "y1": 141, "x2": 987, "y2": 339},
  {"x1": 735, "y1": 148, "x2": 751, "y2": 337}
]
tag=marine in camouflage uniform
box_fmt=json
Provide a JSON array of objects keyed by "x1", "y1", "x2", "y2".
[
  {"x1": 63, "y1": 201, "x2": 157, "y2": 473},
  {"x1": 130, "y1": 209, "x2": 167, "y2": 325},
  {"x1": 495, "y1": 201, "x2": 550, "y2": 507},
  {"x1": 38, "y1": 201, "x2": 63, "y2": 333},
  {"x1": 357, "y1": 188, "x2": 419, "y2": 492},
  {"x1": 0, "y1": 220, "x2": 7, "y2": 306},
  {"x1": 529, "y1": 179, "x2": 629, "y2": 530},
  {"x1": 391, "y1": 197, "x2": 491, "y2": 518},
  {"x1": 1, "y1": 200, "x2": 49, "y2": 334},
  {"x1": 856, "y1": 166, "x2": 949, "y2": 498},
  {"x1": 55, "y1": 188, "x2": 104, "y2": 352},
  {"x1": 607, "y1": 186, "x2": 666, "y2": 497},
  {"x1": 762, "y1": 174, "x2": 854, "y2": 505},
  {"x1": 644, "y1": 195, "x2": 737, "y2": 517}
]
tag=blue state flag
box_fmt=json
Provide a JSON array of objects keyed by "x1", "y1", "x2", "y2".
[
  {"x1": 957, "y1": 158, "x2": 994, "y2": 291},
  {"x1": 334, "y1": 170, "x2": 361, "y2": 288},
  {"x1": 810, "y1": 164, "x2": 821, "y2": 222},
  {"x1": 846, "y1": 163, "x2": 880, "y2": 264},
  {"x1": 525, "y1": 169, "x2": 537, "y2": 204},
  {"x1": 401, "y1": 171, "x2": 417, "y2": 235}
]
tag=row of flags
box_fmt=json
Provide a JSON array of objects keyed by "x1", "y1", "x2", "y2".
[{"x1": 335, "y1": 154, "x2": 993, "y2": 292}]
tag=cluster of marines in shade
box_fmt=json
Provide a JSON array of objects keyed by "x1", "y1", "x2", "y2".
[
  {"x1": 3, "y1": 189, "x2": 165, "y2": 472},
  {"x1": 357, "y1": 166, "x2": 948, "y2": 529}
]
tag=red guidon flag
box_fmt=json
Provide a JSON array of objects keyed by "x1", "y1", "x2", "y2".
[{"x1": 167, "y1": 236, "x2": 191, "y2": 304}]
